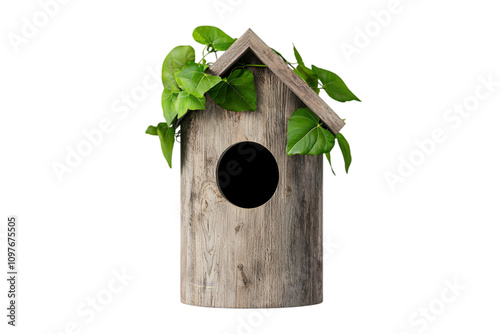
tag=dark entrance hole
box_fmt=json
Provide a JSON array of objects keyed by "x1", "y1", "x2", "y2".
[{"x1": 216, "y1": 141, "x2": 279, "y2": 209}]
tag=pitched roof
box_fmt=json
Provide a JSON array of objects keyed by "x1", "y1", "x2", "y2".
[{"x1": 178, "y1": 29, "x2": 345, "y2": 134}]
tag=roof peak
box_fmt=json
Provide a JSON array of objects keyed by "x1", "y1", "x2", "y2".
[{"x1": 183, "y1": 29, "x2": 345, "y2": 134}]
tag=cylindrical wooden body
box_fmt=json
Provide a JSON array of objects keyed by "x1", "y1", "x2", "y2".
[{"x1": 180, "y1": 66, "x2": 323, "y2": 308}]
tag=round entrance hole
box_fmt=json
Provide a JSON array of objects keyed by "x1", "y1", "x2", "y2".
[{"x1": 216, "y1": 141, "x2": 279, "y2": 209}]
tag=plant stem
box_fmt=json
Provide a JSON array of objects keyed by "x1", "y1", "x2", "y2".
[
  {"x1": 230, "y1": 64, "x2": 268, "y2": 74},
  {"x1": 198, "y1": 46, "x2": 209, "y2": 65}
]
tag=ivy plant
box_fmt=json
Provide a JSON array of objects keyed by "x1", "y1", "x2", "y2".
[{"x1": 146, "y1": 26, "x2": 360, "y2": 173}]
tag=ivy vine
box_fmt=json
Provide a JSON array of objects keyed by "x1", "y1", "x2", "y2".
[{"x1": 146, "y1": 26, "x2": 360, "y2": 174}]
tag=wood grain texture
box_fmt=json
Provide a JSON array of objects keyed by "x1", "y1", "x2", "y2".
[
  {"x1": 178, "y1": 28, "x2": 345, "y2": 134},
  {"x1": 180, "y1": 55, "x2": 323, "y2": 308}
]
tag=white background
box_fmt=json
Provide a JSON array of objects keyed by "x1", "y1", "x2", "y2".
[{"x1": 1, "y1": 0, "x2": 500, "y2": 333}]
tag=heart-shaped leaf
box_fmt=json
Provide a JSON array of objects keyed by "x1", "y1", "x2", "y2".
[
  {"x1": 175, "y1": 91, "x2": 205, "y2": 118},
  {"x1": 162, "y1": 46, "x2": 195, "y2": 92},
  {"x1": 162, "y1": 89, "x2": 205, "y2": 125},
  {"x1": 209, "y1": 69, "x2": 257, "y2": 111},
  {"x1": 286, "y1": 107, "x2": 335, "y2": 155},
  {"x1": 175, "y1": 62, "x2": 222, "y2": 98},
  {"x1": 192, "y1": 26, "x2": 236, "y2": 51},
  {"x1": 312, "y1": 65, "x2": 360, "y2": 102}
]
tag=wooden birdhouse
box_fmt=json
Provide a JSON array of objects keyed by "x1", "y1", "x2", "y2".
[{"x1": 179, "y1": 29, "x2": 344, "y2": 308}]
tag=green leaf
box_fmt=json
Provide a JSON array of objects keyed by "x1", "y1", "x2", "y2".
[
  {"x1": 209, "y1": 69, "x2": 257, "y2": 111},
  {"x1": 175, "y1": 62, "x2": 222, "y2": 98},
  {"x1": 293, "y1": 45, "x2": 315, "y2": 77},
  {"x1": 162, "y1": 89, "x2": 205, "y2": 124},
  {"x1": 175, "y1": 91, "x2": 205, "y2": 118},
  {"x1": 293, "y1": 44, "x2": 306, "y2": 68},
  {"x1": 312, "y1": 65, "x2": 360, "y2": 102},
  {"x1": 157, "y1": 123, "x2": 176, "y2": 168},
  {"x1": 162, "y1": 46, "x2": 195, "y2": 92},
  {"x1": 293, "y1": 45, "x2": 319, "y2": 94},
  {"x1": 294, "y1": 65, "x2": 319, "y2": 94},
  {"x1": 145, "y1": 125, "x2": 158, "y2": 135},
  {"x1": 336, "y1": 133, "x2": 352, "y2": 173},
  {"x1": 161, "y1": 90, "x2": 179, "y2": 125},
  {"x1": 325, "y1": 152, "x2": 336, "y2": 175},
  {"x1": 199, "y1": 62, "x2": 209, "y2": 71},
  {"x1": 192, "y1": 26, "x2": 236, "y2": 51},
  {"x1": 286, "y1": 108, "x2": 336, "y2": 155}
]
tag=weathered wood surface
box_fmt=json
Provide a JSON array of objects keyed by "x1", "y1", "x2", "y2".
[
  {"x1": 180, "y1": 57, "x2": 323, "y2": 308},
  {"x1": 178, "y1": 28, "x2": 345, "y2": 134}
]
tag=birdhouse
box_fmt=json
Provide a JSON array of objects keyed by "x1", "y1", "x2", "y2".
[{"x1": 179, "y1": 29, "x2": 344, "y2": 308}]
